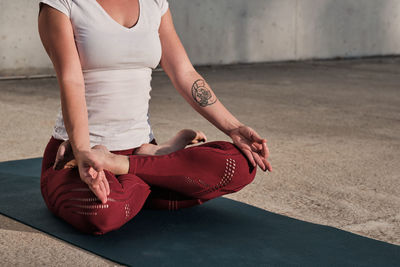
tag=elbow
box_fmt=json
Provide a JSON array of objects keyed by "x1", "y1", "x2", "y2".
[
  {"x1": 55, "y1": 72, "x2": 85, "y2": 90},
  {"x1": 59, "y1": 77, "x2": 84, "y2": 87},
  {"x1": 171, "y1": 67, "x2": 198, "y2": 90},
  {"x1": 161, "y1": 59, "x2": 196, "y2": 84}
]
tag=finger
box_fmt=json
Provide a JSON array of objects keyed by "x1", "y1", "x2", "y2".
[
  {"x1": 89, "y1": 166, "x2": 103, "y2": 181},
  {"x1": 92, "y1": 162, "x2": 103, "y2": 174},
  {"x1": 260, "y1": 155, "x2": 272, "y2": 172},
  {"x1": 242, "y1": 148, "x2": 256, "y2": 167},
  {"x1": 83, "y1": 154, "x2": 103, "y2": 174},
  {"x1": 98, "y1": 171, "x2": 110, "y2": 197},
  {"x1": 88, "y1": 173, "x2": 106, "y2": 203},
  {"x1": 80, "y1": 166, "x2": 93, "y2": 182},
  {"x1": 262, "y1": 141, "x2": 270, "y2": 159},
  {"x1": 85, "y1": 157, "x2": 98, "y2": 174},
  {"x1": 99, "y1": 180, "x2": 107, "y2": 204},
  {"x1": 265, "y1": 160, "x2": 273, "y2": 172},
  {"x1": 251, "y1": 142, "x2": 263, "y2": 152},
  {"x1": 261, "y1": 142, "x2": 272, "y2": 171},
  {"x1": 99, "y1": 174, "x2": 109, "y2": 201},
  {"x1": 252, "y1": 152, "x2": 266, "y2": 171},
  {"x1": 248, "y1": 129, "x2": 264, "y2": 143},
  {"x1": 101, "y1": 180, "x2": 110, "y2": 200},
  {"x1": 88, "y1": 167, "x2": 96, "y2": 179},
  {"x1": 91, "y1": 169, "x2": 103, "y2": 188},
  {"x1": 90, "y1": 184, "x2": 106, "y2": 204},
  {"x1": 102, "y1": 171, "x2": 110, "y2": 196}
]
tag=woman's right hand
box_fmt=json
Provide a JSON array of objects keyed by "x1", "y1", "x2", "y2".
[
  {"x1": 39, "y1": 5, "x2": 107, "y2": 201},
  {"x1": 74, "y1": 150, "x2": 110, "y2": 204}
]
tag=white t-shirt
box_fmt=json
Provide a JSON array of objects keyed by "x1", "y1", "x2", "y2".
[{"x1": 39, "y1": 0, "x2": 169, "y2": 150}]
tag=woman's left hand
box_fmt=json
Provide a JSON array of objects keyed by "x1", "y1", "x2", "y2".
[{"x1": 228, "y1": 125, "x2": 272, "y2": 172}]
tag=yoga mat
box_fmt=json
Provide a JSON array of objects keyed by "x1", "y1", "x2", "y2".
[{"x1": 0, "y1": 158, "x2": 399, "y2": 266}]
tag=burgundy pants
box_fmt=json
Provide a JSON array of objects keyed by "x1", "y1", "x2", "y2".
[{"x1": 40, "y1": 136, "x2": 256, "y2": 235}]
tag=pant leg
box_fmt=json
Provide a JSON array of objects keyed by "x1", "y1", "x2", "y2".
[
  {"x1": 129, "y1": 141, "x2": 257, "y2": 201},
  {"x1": 40, "y1": 137, "x2": 150, "y2": 235}
]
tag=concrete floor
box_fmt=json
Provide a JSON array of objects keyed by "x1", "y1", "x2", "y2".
[{"x1": 0, "y1": 57, "x2": 399, "y2": 265}]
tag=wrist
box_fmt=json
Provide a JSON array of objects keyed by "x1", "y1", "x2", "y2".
[
  {"x1": 225, "y1": 121, "x2": 245, "y2": 137},
  {"x1": 72, "y1": 146, "x2": 91, "y2": 159},
  {"x1": 69, "y1": 138, "x2": 91, "y2": 157}
]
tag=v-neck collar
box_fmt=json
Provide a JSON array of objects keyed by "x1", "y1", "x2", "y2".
[{"x1": 93, "y1": 0, "x2": 142, "y2": 31}]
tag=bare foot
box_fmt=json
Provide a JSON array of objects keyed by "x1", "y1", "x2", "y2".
[
  {"x1": 188, "y1": 130, "x2": 207, "y2": 144},
  {"x1": 90, "y1": 145, "x2": 129, "y2": 175},
  {"x1": 53, "y1": 140, "x2": 74, "y2": 170},
  {"x1": 64, "y1": 159, "x2": 77, "y2": 169},
  {"x1": 55, "y1": 141, "x2": 129, "y2": 175},
  {"x1": 54, "y1": 129, "x2": 206, "y2": 173},
  {"x1": 134, "y1": 143, "x2": 159, "y2": 155},
  {"x1": 134, "y1": 129, "x2": 207, "y2": 156}
]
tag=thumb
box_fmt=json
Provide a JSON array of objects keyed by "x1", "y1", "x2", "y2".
[
  {"x1": 87, "y1": 159, "x2": 103, "y2": 177},
  {"x1": 84, "y1": 153, "x2": 102, "y2": 172},
  {"x1": 248, "y1": 128, "x2": 264, "y2": 143},
  {"x1": 92, "y1": 161, "x2": 103, "y2": 173},
  {"x1": 86, "y1": 166, "x2": 98, "y2": 179}
]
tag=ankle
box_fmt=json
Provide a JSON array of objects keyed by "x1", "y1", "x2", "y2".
[
  {"x1": 177, "y1": 129, "x2": 197, "y2": 142},
  {"x1": 108, "y1": 153, "x2": 129, "y2": 175}
]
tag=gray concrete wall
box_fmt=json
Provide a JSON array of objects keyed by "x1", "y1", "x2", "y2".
[{"x1": 1, "y1": 0, "x2": 400, "y2": 76}]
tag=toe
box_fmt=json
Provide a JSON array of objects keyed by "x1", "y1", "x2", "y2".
[{"x1": 196, "y1": 131, "x2": 207, "y2": 142}]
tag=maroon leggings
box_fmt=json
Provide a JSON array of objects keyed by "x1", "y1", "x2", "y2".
[{"x1": 40, "y1": 136, "x2": 256, "y2": 235}]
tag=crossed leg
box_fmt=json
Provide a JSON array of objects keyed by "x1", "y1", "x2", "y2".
[
  {"x1": 41, "y1": 136, "x2": 151, "y2": 235},
  {"x1": 41, "y1": 130, "x2": 256, "y2": 234},
  {"x1": 53, "y1": 129, "x2": 207, "y2": 170}
]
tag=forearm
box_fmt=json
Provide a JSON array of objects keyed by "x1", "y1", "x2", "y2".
[
  {"x1": 171, "y1": 70, "x2": 243, "y2": 136},
  {"x1": 158, "y1": 11, "x2": 243, "y2": 135},
  {"x1": 59, "y1": 79, "x2": 91, "y2": 154}
]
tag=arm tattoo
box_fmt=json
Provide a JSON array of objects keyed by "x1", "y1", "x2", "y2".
[{"x1": 191, "y1": 79, "x2": 217, "y2": 107}]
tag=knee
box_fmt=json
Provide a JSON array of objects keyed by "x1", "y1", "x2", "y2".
[
  {"x1": 84, "y1": 203, "x2": 128, "y2": 235},
  {"x1": 199, "y1": 152, "x2": 256, "y2": 200},
  {"x1": 201, "y1": 141, "x2": 257, "y2": 188},
  {"x1": 229, "y1": 156, "x2": 257, "y2": 190},
  {"x1": 57, "y1": 178, "x2": 150, "y2": 235},
  {"x1": 60, "y1": 201, "x2": 130, "y2": 235},
  {"x1": 44, "y1": 169, "x2": 150, "y2": 235},
  {"x1": 223, "y1": 150, "x2": 257, "y2": 192}
]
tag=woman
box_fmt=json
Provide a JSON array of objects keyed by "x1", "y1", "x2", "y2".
[{"x1": 38, "y1": 0, "x2": 272, "y2": 235}]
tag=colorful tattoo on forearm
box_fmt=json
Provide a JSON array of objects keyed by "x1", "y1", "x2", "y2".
[{"x1": 191, "y1": 79, "x2": 217, "y2": 107}]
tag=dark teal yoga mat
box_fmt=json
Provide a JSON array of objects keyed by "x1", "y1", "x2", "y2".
[{"x1": 0, "y1": 158, "x2": 399, "y2": 266}]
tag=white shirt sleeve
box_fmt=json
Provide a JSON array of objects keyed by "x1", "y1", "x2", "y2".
[
  {"x1": 154, "y1": 0, "x2": 169, "y2": 16},
  {"x1": 39, "y1": 0, "x2": 72, "y2": 18}
]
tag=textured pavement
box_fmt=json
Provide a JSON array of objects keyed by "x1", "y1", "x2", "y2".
[{"x1": 0, "y1": 57, "x2": 399, "y2": 265}]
